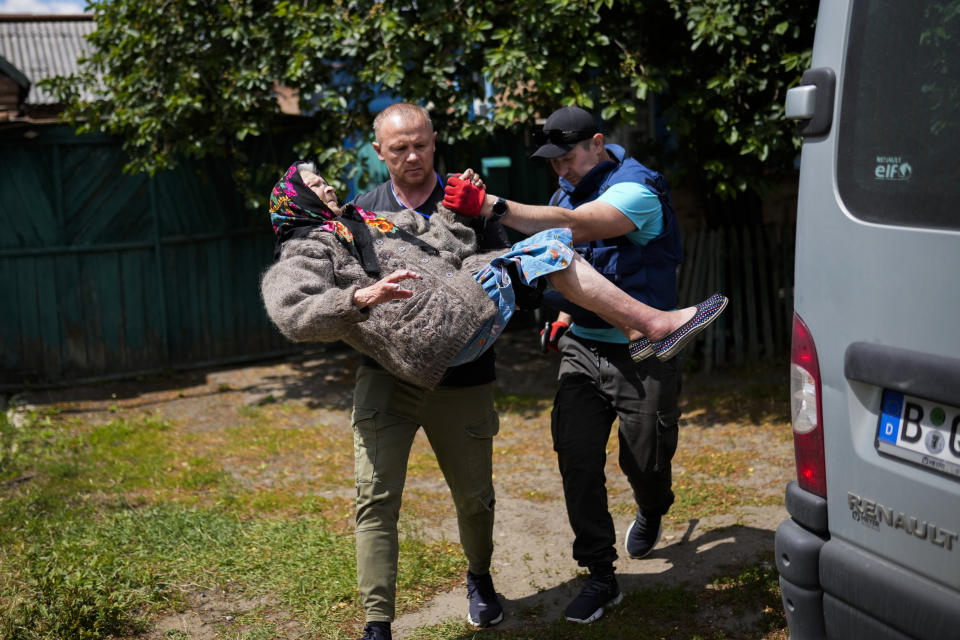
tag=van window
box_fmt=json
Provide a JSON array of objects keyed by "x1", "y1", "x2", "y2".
[{"x1": 836, "y1": 0, "x2": 959, "y2": 230}]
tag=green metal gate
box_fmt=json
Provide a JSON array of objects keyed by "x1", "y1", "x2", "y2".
[{"x1": 0, "y1": 126, "x2": 294, "y2": 387}]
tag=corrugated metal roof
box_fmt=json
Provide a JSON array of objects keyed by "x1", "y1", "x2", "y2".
[{"x1": 0, "y1": 15, "x2": 95, "y2": 105}]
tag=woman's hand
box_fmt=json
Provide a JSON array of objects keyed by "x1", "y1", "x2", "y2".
[
  {"x1": 353, "y1": 270, "x2": 421, "y2": 308},
  {"x1": 456, "y1": 167, "x2": 486, "y2": 191}
]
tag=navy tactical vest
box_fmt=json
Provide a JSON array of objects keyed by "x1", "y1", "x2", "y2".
[{"x1": 543, "y1": 144, "x2": 683, "y2": 329}]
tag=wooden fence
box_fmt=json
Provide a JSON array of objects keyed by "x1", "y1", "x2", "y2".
[
  {"x1": 676, "y1": 224, "x2": 795, "y2": 370},
  {"x1": 0, "y1": 127, "x2": 300, "y2": 388}
]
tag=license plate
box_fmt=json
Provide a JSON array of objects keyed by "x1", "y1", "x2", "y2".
[{"x1": 876, "y1": 390, "x2": 960, "y2": 480}]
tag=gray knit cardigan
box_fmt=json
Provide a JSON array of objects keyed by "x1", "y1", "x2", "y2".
[{"x1": 260, "y1": 206, "x2": 506, "y2": 389}]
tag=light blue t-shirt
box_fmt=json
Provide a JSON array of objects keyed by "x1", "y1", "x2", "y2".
[{"x1": 570, "y1": 181, "x2": 664, "y2": 344}]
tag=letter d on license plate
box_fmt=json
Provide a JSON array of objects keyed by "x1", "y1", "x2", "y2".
[{"x1": 876, "y1": 390, "x2": 960, "y2": 480}]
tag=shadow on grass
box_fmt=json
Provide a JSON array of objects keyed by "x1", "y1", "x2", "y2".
[
  {"x1": 679, "y1": 356, "x2": 790, "y2": 428},
  {"x1": 15, "y1": 324, "x2": 561, "y2": 416},
  {"x1": 16, "y1": 327, "x2": 787, "y2": 428},
  {"x1": 411, "y1": 523, "x2": 784, "y2": 640},
  {"x1": 17, "y1": 343, "x2": 363, "y2": 416}
]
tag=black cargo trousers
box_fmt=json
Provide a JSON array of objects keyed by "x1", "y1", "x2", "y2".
[{"x1": 552, "y1": 331, "x2": 681, "y2": 568}]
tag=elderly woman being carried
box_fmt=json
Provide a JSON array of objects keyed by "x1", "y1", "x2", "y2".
[{"x1": 261, "y1": 162, "x2": 727, "y2": 389}]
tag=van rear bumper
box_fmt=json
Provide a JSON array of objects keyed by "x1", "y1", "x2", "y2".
[
  {"x1": 776, "y1": 482, "x2": 960, "y2": 639},
  {"x1": 776, "y1": 482, "x2": 828, "y2": 639}
]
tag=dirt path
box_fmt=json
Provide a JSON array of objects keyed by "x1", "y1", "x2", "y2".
[
  {"x1": 389, "y1": 333, "x2": 791, "y2": 637},
  {"x1": 18, "y1": 330, "x2": 793, "y2": 638}
]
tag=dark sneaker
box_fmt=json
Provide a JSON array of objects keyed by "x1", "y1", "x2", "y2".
[
  {"x1": 565, "y1": 570, "x2": 623, "y2": 624},
  {"x1": 357, "y1": 622, "x2": 391, "y2": 640},
  {"x1": 625, "y1": 508, "x2": 662, "y2": 559},
  {"x1": 466, "y1": 570, "x2": 504, "y2": 627}
]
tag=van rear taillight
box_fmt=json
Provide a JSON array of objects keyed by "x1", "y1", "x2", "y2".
[{"x1": 791, "y1": 313, "x2": 827, "y2": 497}]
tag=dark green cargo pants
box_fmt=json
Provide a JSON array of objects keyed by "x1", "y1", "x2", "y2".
[{"x1": 351, "y1": 366, "x2": 499, "y2": 622}]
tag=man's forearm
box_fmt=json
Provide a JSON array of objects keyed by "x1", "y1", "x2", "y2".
[
  {"x1": 479, "y1": 193, "x2": 636, "y2": 243},
  {"x1": 479, "y1": 194, "x2": 576, "y2": 236}
]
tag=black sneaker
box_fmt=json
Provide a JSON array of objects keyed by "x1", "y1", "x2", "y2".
[
  {"x1": 466, "y1": 570, "x2": 504, "y2": 627},
  {"x1": 625, "y1": 508, "x2": 662, "y2": 559},
  {"x1": 357, "y1": 622, "x2": 391, "y2": 640},
  {"x1": 565, "y1": 569, "x2": 623, "y2": 624}
]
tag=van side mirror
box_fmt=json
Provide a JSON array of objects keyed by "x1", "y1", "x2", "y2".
[{"x1": 785, "y1": 67, "x2": 836, "y2": 138}]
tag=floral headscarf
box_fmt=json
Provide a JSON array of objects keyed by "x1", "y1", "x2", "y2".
[
  {"x1": 269, "y1": 162, "x2": 441, "y2": 275},
  {"x1": 269, "y1": 162, "x2": 389, "y2": 275}
]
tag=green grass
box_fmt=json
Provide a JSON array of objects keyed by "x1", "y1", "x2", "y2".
[
  {"x1": 493, "y1": 391, "x2": 552, "y2": 416},
  {"x1": 1, "y1": 502, "x2": 460, "y2": 638},
  {"x1": 0, "y1": 407, "x2": 461, "y2": 639},
  {"x1": 0, "y1": 360, "x2": 791, "y2": 639},
  {"x1": 665, "y1": 478, "x2": 779, "y2": 521}
]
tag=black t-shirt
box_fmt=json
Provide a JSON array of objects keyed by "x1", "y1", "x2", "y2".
[
  {"x1": 349, "y1": 178, "x2": 510, "y2": 388},
  {"x1": 353, "y1": 179, "x2": 446, "y2": 216}
]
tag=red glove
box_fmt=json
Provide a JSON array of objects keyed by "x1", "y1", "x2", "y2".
[
  {"x1": 443, "y1": 174, "x2": 486, "y2": 217},
  {"x1": 540, "y1": 320, "x2": 569, "y2": 354}
]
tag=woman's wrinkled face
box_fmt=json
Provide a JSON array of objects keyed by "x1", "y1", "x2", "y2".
[{"x1": 299, "y1": 169, "x2": 341, "y2": 216}]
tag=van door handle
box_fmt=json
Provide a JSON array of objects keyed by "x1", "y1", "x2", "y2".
[
  {"x1": 785, "y1": 85, "x2": 817, "y2": 120},
  {"x1": 785, "y1": 67, "x2": 836, "y2": 137},
  {"x1": 845, "y1": 342, "x2": 960, "y2": 408}
]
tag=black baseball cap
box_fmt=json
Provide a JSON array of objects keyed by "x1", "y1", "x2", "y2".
[{"x1": 530, "y1": 106, "x2": 600, "y2": 159}]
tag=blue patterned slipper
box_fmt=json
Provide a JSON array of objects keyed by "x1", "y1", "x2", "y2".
[
  {"x1": 629, "y1": 337, "x2": 655, "y2": 363},
  {"x1": 652, "y1": 294, "x2": 728, "y2": 362}
]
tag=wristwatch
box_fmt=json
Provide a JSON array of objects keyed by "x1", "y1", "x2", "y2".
[{"x1": 491, "y1": 197, "x2": 508, "y2": 221}]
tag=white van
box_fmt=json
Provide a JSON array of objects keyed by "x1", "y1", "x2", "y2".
[{"x1": 777, "y1": 1, "x2": 960, "y2": 638}]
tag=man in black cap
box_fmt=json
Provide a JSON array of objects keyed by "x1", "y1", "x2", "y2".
[{"x1": 443, "y1": 105, "x2": 684, "y2": 624}]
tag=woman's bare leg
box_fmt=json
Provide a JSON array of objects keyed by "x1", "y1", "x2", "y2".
[{"x1": 545, "y1": 253, "x2": 696, "y2": 341}]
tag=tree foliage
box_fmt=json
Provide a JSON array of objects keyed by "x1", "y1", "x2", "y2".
[
  {"x1": 44, "y1": 0, "x2": 816, "y2": 219},
  {"x1": 655, "y1": 0, "x2": 816, "y2": 217}
]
